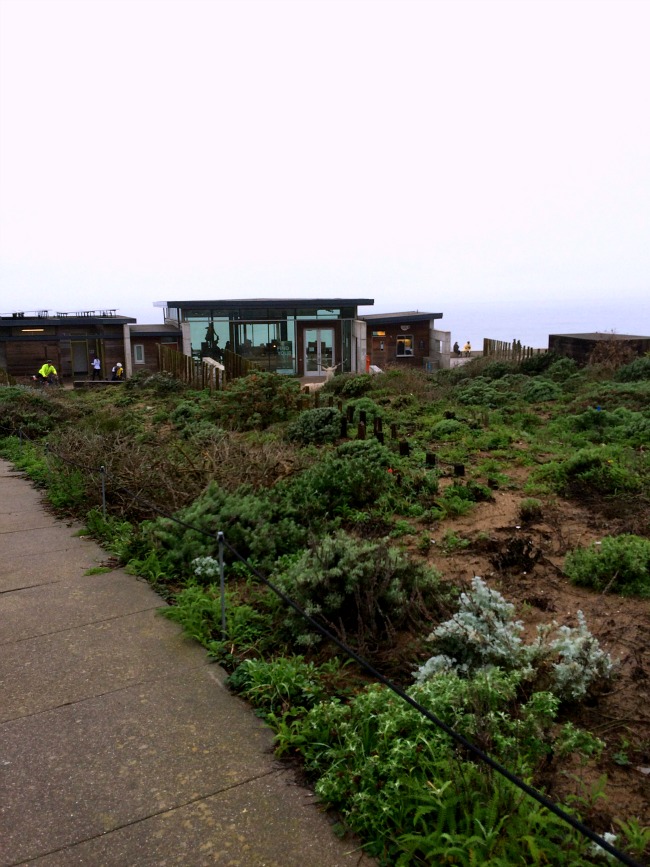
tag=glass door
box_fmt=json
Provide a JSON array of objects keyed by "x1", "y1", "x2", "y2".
[{"x1": 304, "y1": 327, "x2": 334, "y2": 376}]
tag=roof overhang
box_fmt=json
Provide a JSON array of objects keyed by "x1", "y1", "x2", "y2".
[
  {"x1": 361, "y1": 312, "x2": 443, "y2": 325},
  {"x1": 155, "y1": 298, "x2": 374, "y2": 310}
]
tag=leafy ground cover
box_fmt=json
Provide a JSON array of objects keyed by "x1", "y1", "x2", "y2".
[{"x1": 1, "y1": 356, "x2": 650, "y2": 864}]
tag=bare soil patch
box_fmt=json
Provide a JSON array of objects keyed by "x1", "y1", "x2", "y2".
[{"x1": 420, "y1": 481, "x2": 650, "y2": 826}]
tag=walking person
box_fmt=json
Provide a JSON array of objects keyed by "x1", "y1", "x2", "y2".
[{"x1": 91, "y1": 356, "x2": 102, "y2": 380}]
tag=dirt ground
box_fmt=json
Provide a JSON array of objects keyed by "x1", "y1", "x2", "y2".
[{"x1": 421, "y1": 475, "x2": 650, "y2": 830}]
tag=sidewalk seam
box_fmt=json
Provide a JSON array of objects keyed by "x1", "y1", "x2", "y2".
[{"x1": 5, "y1": 768, "x2": 287, "y2": 867}]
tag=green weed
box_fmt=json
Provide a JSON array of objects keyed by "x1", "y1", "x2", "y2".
[{"x1": 564, "y1": 534, "x2": 650, "y2": 596}]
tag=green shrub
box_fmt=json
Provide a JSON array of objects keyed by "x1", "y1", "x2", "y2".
[
  {"x1": 428, "y1": 418, "x2": 467, "y2": 440},
  {"x1": 321, "y1": 372, "x2": 373, "y2": 398},
  {"x1": 286, "y1": 407, "x2": 341, "y2": 445},
  {"x1": 519, "y1": 497, "x2": 543, "y2": 523},
  {"x1": 279, "y1": 671, "x2": 601, "y2": 865},
  {"x1": 162, "y1": 580, "x2": 274, "y2": 655},
  {"x1": 146, "y1": 481, "x2": 307, "y2": 574},
  {"x1": 170, "y1": 400, "x2": 203, "y2": 426},
  {"x1": 568, "y1": 407, "x2": 650, "y2": 447},
  {"x1": 344, "y1": 396, "x2": 384, "y2": 426},
  {"x1": 213, "y1": 372, "x2": 302, "y2": 430},
  {"x1": 290, "y1": 439, "x2": 394, "y2": 516},
  {"x1": 564, "y1": 534, "x2": 650, "y2": 596},
  {"x1": 522, "y1": 378, "x2": 562, "y2": 403},
  {"x1": 615, "y1": 356, "x2": 650, "y2": 382},
  {"x1": 438, "y1": 481, "x2": 493, "y2": 518},
  {"x1": 494, "y1": 372, "x2": 529, "y2": 392},
  {"x1": 473, "y1": 428, "x2": 513, "y2": 450},
  {"x1": 535, "y1": 446, "x2": 643, "y2": 498},
  {"x1": 227, "y1": 656, "x2": 328, "y2": 714},
  {"x1": 519, "y1": 352, "x2": 558, "y2": 375},
  {"x1": 546, "y1": 357, "x2": 578, "y2": 381},
  {"x1": 481, "y1": 360, "x2": 516, "y2": 380},
  {"x1": 456, "y1": 378, "x2": 503, "y2": 407},
  {"x1": 272, "y1": 531, "x2": 445, "y2": 653},
  {"x1": 125, "y1": 370, "x2": 186, "y2": 393},
  {"x1": 0, "y1": 386, "x2": 69, "y2": 438}
]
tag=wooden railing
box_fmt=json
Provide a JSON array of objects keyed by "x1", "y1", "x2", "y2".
[
  {"x1": 483, "y1": 338, "x2": 546, "y2": 360},
  {"x1": 222, "y1": 348, "x2": 262, "y2": 380},
  {"x1": 157, "y1": 345, "x2": 261, "y2": 391}
]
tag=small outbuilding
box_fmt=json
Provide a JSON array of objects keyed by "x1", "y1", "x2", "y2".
[
  {"x1": 0, "y1": 310, "x2": 186, "y2": 383},
  {"x1": 0, "y1": 310, "x2": 136, "y2": 382},
  {"x1": 548, "y1": 333, "x2": 650, "y2": 365},
  {"x1": 360, "y1": 311, "x2": 446, "y2": 370}
]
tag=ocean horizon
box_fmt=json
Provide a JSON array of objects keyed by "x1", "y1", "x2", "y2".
[{"x1": 431, "y1": 300, "x2": 649, "y2": 351}]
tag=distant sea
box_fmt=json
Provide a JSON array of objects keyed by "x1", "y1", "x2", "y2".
[{"x1": 437, "y1": 300, "x2": 649, "y2": 351}]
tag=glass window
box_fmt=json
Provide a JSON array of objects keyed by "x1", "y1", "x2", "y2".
[
  {"x1": 184, "y1": 308, "x2": 211, "y2": 318},
  {"x1": 396, "y1": 336, "x2": 414, "y2": 356},
  {"x1": 134, "y1": 344, "x2": 145, "y2": 364}
]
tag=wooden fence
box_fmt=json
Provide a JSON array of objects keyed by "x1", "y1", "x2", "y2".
[
  {"x1": 482, "y1": 338, "x2": 546, "y2": 360},
  {"x1": 157, "y1": 345, "x2": 261, "y2": 392}
]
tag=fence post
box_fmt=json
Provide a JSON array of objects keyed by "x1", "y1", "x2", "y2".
[
  {"x1": 218, "y1": 531, "x2": 226, "y2": 641},
  {"x1": 100, "y1": 465, "x2": 106, "y2": 519}
]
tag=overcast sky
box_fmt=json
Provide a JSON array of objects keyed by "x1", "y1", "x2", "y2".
[{"x1": 1, "y1": 0, "x2": 648, "y2": 346}]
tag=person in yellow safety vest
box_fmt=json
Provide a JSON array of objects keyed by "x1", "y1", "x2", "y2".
[
  {"x1": 111, "y1": 362, "x2": 124, "y2": 381},
  {"x1": 37, "y1": 361, "x2": 58, "y2": 384},
  {"x1": 463, "y1": 341, "x2": 472, "y2": 357}
]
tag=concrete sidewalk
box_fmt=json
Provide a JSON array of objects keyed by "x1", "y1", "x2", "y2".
[{"x1": 0, "y1": 459, "x2": 371, "y2": 866}]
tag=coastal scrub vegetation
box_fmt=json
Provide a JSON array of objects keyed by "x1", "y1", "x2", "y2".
[{"x1": 1, "y1": 350, "x2": 650, "y2": 864}]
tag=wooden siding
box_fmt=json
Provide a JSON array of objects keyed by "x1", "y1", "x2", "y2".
[{"x1": 367, "y1": 320, "x2": 431, "y2": 368}]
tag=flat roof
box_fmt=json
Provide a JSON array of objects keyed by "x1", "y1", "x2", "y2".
[
  {"x1": 550, "y1": 333, "x2": 649, "y2": 340},
  {"x1": 361, "y1": 311, "x2": 443, "y2": 324},
  {"x1": 0, "y1": 313, "x2": 136, "y2": 325},
  {"x1": 155, "y1": 298, "x2": 374, "y2": 309}
]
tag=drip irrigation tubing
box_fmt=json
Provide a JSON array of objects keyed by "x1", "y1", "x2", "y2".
[{"x1": 7, "y1": 427, "x2": 646, "y2": 867}]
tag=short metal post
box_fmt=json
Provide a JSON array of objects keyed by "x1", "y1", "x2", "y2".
[
  {"x1": 100, "y1": 465, "x2": 106, "y2": 519},
  {"x1": 218, "y1": 531, "x2": 226, "y2": 641}
]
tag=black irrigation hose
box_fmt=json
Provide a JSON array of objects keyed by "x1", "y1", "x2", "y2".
[{"x1": 11, "y1": 428, "x2": 646, "y2": 867}]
